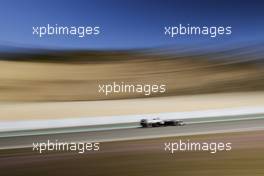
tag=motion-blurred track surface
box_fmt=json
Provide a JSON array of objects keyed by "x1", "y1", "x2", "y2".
[{"x1": 1, "y1": 118, "x2": 264, "y2": 149}]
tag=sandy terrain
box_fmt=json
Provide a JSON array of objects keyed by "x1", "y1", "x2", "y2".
[
  {"x1": 1, "y1": 91, "x2": 264, "y2": 121},
  {"x1": 0, "y1": 51, "x2": 264, "y2": 102},
  {"x1": 1, "y1": 51, "x2": 264, "y2": 121}
]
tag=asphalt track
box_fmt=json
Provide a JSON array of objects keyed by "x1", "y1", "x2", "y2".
[{"x1": 0, "y1": 118, "x2": 264, "y2": 149}]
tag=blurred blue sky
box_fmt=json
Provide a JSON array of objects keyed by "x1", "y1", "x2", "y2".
[{"x1": 0, "y1": 0, "x2": 263, "y2": 49}]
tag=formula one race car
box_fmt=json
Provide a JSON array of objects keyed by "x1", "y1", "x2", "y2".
[{"x1": 140, "y1": 118, "x2": 185, "y2": 128}]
